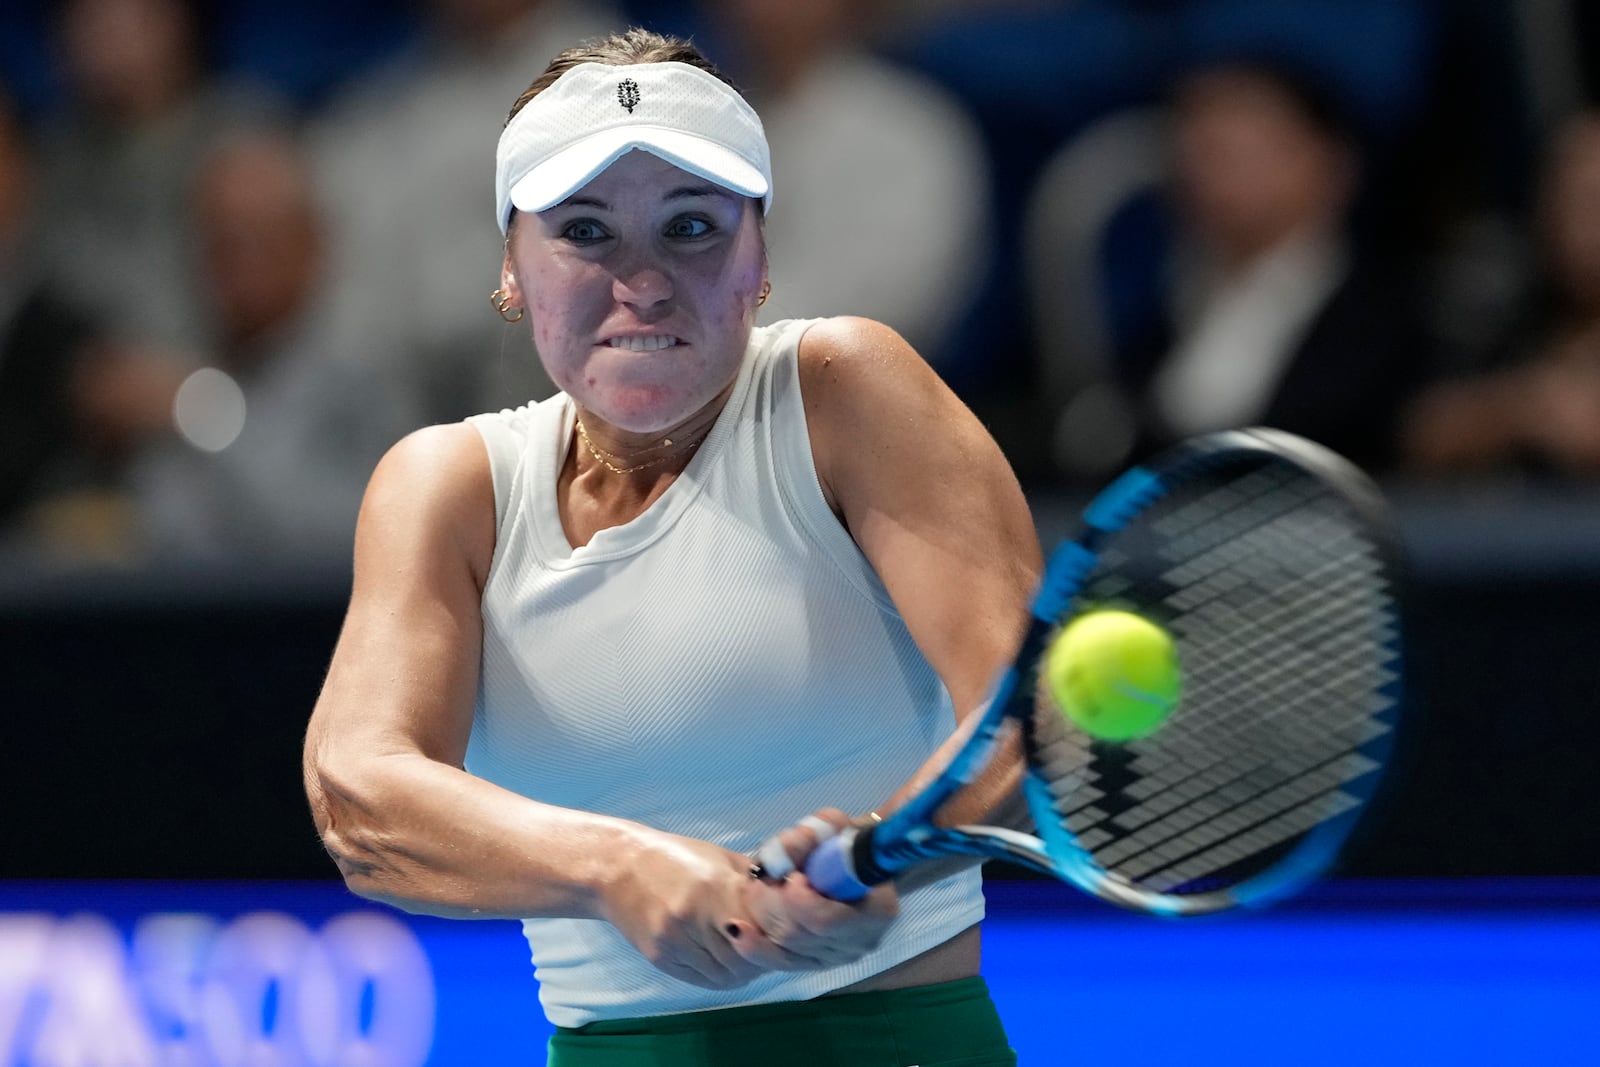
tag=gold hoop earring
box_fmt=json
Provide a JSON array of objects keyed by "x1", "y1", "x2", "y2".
[
  {"x1": 757, "y1": 280, "x2": 771, "y2": 308},
  {"x1": 490, "y1": 287, "x2": 524, "y2": 323}
]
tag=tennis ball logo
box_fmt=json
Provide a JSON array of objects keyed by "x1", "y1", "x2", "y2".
[{"x1": 1045, "y1": 609, "x2": 1182, "y2": 742}]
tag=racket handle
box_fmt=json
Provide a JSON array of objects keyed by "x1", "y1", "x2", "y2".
[{"x1": 804, "y1": 828, "x2": 871, "y2": 901}]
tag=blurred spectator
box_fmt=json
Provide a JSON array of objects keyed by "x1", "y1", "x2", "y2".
[
  {"x1": 1027, "y1": 57, "x2": 1431, "y2": 481},
  {"x1": 115, "y1": 128, "x2": 417, "y2": 564},
  {"x1": 1400, "y1": 111, "x2": 1600, "y2": 478},
  {"x1": 0, "y1": 81, "x2": 172, "y2": 562},
  {"x1": 308, "y1": 0, "x2": 623, "y2": 426},
  {"x1": 32, "y1": 0, "x2": 284, "y2": 353},
  {"x1": 1, "y1": 83, "x2": 83, "y2": 525},
  {"x1": 701, "y1": 0, "x2": 992, "y2": 372}
]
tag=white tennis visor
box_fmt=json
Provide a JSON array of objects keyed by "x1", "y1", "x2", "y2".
[{"x1": 494, "y1": 61, "x2": 773, "y2": 233}]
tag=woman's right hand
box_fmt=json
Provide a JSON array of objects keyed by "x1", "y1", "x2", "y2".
[
  {"x1": 725, "y1": 809, "x2": 900, "y2": 972},
  {"x1": 599, "y1": 831, "x2": 787, "y2": 989}
]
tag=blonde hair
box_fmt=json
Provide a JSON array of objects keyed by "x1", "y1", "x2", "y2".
[{"x1": 507, "y1": 27, "x2": 742, "y2": 124}]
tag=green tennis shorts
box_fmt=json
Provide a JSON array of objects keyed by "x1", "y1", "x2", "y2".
[{"x1": 545, "y1": 976, "x2": 1017, "y2": 1066}]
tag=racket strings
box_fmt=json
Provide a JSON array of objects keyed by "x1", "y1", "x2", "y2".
[
  {"x1": 1151, "y1": 464, "x2": 1323, "y2": 566},
  {"x1": 1083, "y1": 497, "x2": 1382, "y2": 756},
  {"x1": 1088, "y1": 477, "x2": 1347, "y2": 625},
  {"x1": 1131, "y1": 761, "x2": 1374, "y2": 891},
  {"x1": 1102, "y1": 685, "x2": 1392, "y2": 828},
  {"x1": 1154, "y1": 562, "x2": 1395, "y2": 759},
  {"x1": 1083, "y1": 736, "x2": 1381, "y2": 868},
  {"x1": 1030, "y1": 462, "x2": 1400, "y2": 900}
]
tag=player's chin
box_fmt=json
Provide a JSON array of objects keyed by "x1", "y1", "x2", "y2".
[
  {"x1": 595, "y1": 392, "x2": 694, "y2": 433},
  {"x1": 601, "y1": 376, "x2": 727, "y2": 432}
]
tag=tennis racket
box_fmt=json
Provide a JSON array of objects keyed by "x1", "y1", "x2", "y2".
[{"x1": 764, "y1": 427, "x2": 1404, "y2": 917}]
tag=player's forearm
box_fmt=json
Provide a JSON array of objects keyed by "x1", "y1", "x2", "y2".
[
  {"x1": 307, "y1": 750, "x2": 638, "y2": 920},
  {"x1": 879, "y1": 719, "x2": 1029, "y2": 833},
  {"x1": 875, "y1": 729, "x2": 1030, "y2": 897}
]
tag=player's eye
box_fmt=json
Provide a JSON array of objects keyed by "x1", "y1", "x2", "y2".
[
  {"x1": 562, "y1": 219, "x2": 609, "y2": 244},
  {"x1": 664, "y1": 215, "x2": 713, "y2": 240}
]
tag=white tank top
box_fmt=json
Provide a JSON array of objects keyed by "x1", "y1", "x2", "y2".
[{"x1": 465, "y1": 318, "x2": 985, "y2": 1027}]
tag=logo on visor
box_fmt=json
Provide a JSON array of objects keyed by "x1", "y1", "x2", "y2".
[{"x1": 617, "y1": 78, "x2": 641, "y2": 113}]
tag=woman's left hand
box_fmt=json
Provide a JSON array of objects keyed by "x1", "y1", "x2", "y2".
[{"x1": 723, "y1": 809, "x2": 899, "y2": 970}]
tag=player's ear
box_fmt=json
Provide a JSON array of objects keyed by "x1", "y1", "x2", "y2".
[{"x1": 500, "y1": 240, "x2": 522, "y2": 306}]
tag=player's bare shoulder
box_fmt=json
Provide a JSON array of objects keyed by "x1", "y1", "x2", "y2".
[
  {"x1": 367, "y1": 423, "x2": 492, "y2": 517},
  {"x1": 797, "y1": 317, "x2": 953, "y2": 506},
  {"x1": 796, "y1": 315, "x2": 928, "y2": 405},
  {"x1": 357, "y1": 422, "x2": 498, "y2": 589}
]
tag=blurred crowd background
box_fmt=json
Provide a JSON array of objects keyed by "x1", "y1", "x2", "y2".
[{"x1": 2, "y1": 0, "x2": 1599, "y2": 571}]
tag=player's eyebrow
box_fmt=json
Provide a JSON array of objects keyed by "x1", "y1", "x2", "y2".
[{"x1": 663, "y1": 184, "x2": 729, "y2": 201}]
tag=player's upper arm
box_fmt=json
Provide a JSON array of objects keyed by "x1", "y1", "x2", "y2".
[
  {"x1": 305, "y1": 422, "x2": 497, "y2": 794},
  {"x1": 799, "y1": 317, "x2": 1043, "y2": 717}
]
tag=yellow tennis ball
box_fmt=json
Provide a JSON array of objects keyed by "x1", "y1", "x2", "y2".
[{"x1": 1045, "y1": 610, "x2": 1181, "y2": 742}]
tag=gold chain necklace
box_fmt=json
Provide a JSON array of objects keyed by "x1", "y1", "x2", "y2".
[{"x1": 574, "y1": 417, "x2": 707, "y2": 475}]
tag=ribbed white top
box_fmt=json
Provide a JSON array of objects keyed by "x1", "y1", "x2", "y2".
[{"x1": 465, "y1": 318, "x2": 983, "y2": 1027}]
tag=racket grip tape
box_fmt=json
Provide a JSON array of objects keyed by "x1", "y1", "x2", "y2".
[{"x1": 804, "y1": 825, "x2": 886, "y2": 901}]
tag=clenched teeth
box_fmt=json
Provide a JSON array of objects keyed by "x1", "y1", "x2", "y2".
[{"x1": 606, "y1": 335, "x2": 680, "y2": 352}]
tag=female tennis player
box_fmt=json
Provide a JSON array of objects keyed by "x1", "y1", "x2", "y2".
[{"x1": 302, "y1": 27, "x2": 1038, "y2": 1065}]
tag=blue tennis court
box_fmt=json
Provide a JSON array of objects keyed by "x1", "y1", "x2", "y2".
[
  {"x1": 5, "y1": 877, "x2": 1593, "y2": 1064},
  {"x1": 981, "y1": 880, "x2": 1600, "y2": 1064},
  {"x1": 426, "y1": 879, "x2": 1600, "y2": 1064}
]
